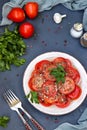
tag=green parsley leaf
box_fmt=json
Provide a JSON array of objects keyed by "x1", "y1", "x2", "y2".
[
  {"x1": 0, "y1": 26, "x2": 26, "y2": 71},
  {"x1": 50, "y1": 65, "x2": 66, "y2": 83},
  {"x1": 0, "y1": 116, "x2": 10, "y2": 128},
  {"x1": 26, "y1": 91, "x2": 39, "y2": 104}
]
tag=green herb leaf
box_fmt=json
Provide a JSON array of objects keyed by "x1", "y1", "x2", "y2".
[
  {"x1": 0, "y1": 26, "x2": 26, "y2": 71},
  {"x1": 0, "y1": 116, "x2": 10, "y2": 128},
  {"x1": 26, "y1": 91, "x2": 39, "y2": 104},
  {"x1": 50, "y1": 65, "x2": 66, "y2": 83}
]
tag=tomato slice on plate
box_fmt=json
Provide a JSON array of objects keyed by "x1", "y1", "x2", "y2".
[
  {"x1": 44, "y1": 64, "x2": 57, "y2": 81},
  {"x1": 68, "y1": 85, "x2": 82, "y2": 100},
  {"x1": 38, "y1": 91, "x2": 52, "y2": 106},
  {"x1": 66, "y1": 66, "x2": 80, "y2": 84},
  {"x1": 40, "y1": 81, "x2": 58, "y2": 104},
  {"x1": 53, "y1": 57, "x2": 72, "y2": 69},
  {"x1": 55, "y1": 94, "x2": 71, "y2": 108},
  {"x1": 42, "y1": 81, "x2": 58, "y2": 97},
  {"x1": 35, "y1": 60, "x2": 51, "y2": 73},
  {"x1": 28, "y1": 71, "x2": 44, "y2": 91},
  {"x1": 58, "y1": 76, "x2": 75, "y2": 95}
]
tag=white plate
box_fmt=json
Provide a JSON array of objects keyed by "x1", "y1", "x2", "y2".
[{"x1": 23, "y1": 52, "x2": 87, "y2": 115}]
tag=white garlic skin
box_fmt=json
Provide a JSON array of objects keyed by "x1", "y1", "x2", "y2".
[
  {"x1": 53, "y1": 13, "x2": 66, "y2": 24},
  {"x1": 53, "y1": 13, "x2": 62, "y2": 24}
]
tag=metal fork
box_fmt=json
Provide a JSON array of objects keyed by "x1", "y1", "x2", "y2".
[{"x1": 3, "y1": 90, "x2": 45, "y2": 130}]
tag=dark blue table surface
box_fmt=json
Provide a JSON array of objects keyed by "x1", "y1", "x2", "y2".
[{"x1": 0, "y1": 1, "x2": 87, "y2": 130}]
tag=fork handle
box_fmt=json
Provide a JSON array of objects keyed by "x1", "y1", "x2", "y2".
[
  {"x1": 17, "y1": 110, "x2": 32, "y2": 130},
  {"x1": 21, "y1": 107, "x2": 45, "y2": 130}
]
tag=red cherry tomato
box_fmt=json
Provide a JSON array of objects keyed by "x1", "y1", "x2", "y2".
[
  {"x1": 19, "y1": 22, "x2": 34, "y2": 38},
  {"x1": 59, "y1": 76, "x2": 75, "y2": 95},
  {"x1": 24, "y1": 2, "x2": 38, "y2": 19},
  {"x1": 7, "y1": 7, "x2": 25, "y2": 22},
  {"x1": 68, "y1": 85, "x2": 82, "y2": 100}
]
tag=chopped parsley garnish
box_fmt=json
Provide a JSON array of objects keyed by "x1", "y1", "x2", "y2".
[
  {"x1": 50, "y1": 65, "x2": 66, "y2": 83},
  {"x1": 0, "y1": 116, "x2": 10, "y2": 128}
]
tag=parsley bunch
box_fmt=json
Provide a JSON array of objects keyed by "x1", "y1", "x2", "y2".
[{"x1": 0, "y1": 27, "x2": 26, "y2": 71}]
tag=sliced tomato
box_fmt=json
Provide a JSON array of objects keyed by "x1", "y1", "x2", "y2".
[
  {"x1": 38, "y1": 92, "x2": 52, "y2": 107},
  {"x1": 35, "y1": 60, "x2": 51, "y2": 73},
  {"x1": 66, "y1": 66, "x2": 80, "y2": 84},
  {"x1": 41, "y1": 81, "x2": 58, "y2": 104},
  {"x1": 68, "y1": 85, "x2": 82, "y2": 100},
  {"x1": 42, "y1": 81, "x2": 58, "y2": 97},
  {"x1": 28, "y1": 71, "x2": 44, "y2": 91},
  {"x1": 53, "y1": 57, "x2": 72, "y2": 69},
  {"x1": 55, "y1": 95, "x2": 71, "y2": 108},
  {"x1": 44, "y1": 64, "x2": 57, "y2": 81},
  {"x1": 58, "y1": 76, "x2": 75, "y2": 95},
  {"x1": 65, "y1": 58, "x2": 72, "y2": 67}
]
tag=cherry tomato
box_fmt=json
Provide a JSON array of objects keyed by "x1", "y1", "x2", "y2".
[
  {"x1": 7, "y1": 7, "x2": 25, "y2": 22},
  {"x1": 66, "y1": 66, "x2": 80, "y2": 84},
  {"x1": 28, "y1": 71, "x2": 44, "y2": 91},
  {"x1": 19, "y1": 22, "x2": 34, "y2": 38},
  {"x1": 68, "y1": 85, "x2": 82, "y2": 100},
  {"x1": 35, "y1": 60, "x2": 50, "y2": 73},
  {"x1": 55, "y1": 95, "x2": 71, "y2": 108},
  {"x1": 59, "y1": 76, "x2": 75, "y2": 95},
  {"x1": 24, "y1": 2, "x2": 38, "y2": 19}
]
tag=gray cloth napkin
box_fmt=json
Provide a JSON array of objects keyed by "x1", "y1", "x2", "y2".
[
  {"x1": 1, "y1": 0, "x2": 87, "y2": 31},
  {"x1": 54, "y1": 107, "x2": 87, "y2": 130}
]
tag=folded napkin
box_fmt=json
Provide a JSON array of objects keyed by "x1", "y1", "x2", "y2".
[
  {"x1": 1, "y1": 0, "x2": 87, "y2": 31},
  {"x1": 54, "y1": 107, "x2": 87, "y2": 130}
]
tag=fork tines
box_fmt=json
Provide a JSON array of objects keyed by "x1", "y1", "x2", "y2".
[{"x1": 3, "y1": 90, "x2": 20, "y2": 107}]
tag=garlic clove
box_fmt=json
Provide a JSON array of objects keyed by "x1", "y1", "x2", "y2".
[{"x1": 53, "y1": 13, "x2": 66, "y2": 24}]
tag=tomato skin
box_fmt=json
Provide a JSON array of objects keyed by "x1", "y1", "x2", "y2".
[
  {"x1": 28, "y1": 71, "x2": 44, "y2": 91},
  {"x1": 55, "y1": 96, "x2": 71, "y2": 108},
  {"x1": 35, "y1": 60, "x2": 50, "y2": 73},
  {"x1": 19, "y1": 22, "x2": 34, "y2": 38},
  {"x1": 53, "y1": 57, "x2": 72, "y2": 71},
  {"x1": 66, "y1": 66, "x2": 80, "y2": 84},
  {"x1": 42, "y1": 81, "x2": 58, "y2": 97},
  {"x1": 38, "y1": 92, "x2": 52, "y2": 107},
  {"x1": 24, "y1": 2, "x2": 38, "y2": 19},
  {"x1": 44, "y1": 64, "x2": 57, "y2": 81},
  {"x1": 7, "y1": 7, "x2": 25, "y2": 22},
  {"x1": 68, "y1": 85, "x2": 82, "y2": 100},
  {"x1": 58, "y1": 76, "x2": 75, "y2": 95}
]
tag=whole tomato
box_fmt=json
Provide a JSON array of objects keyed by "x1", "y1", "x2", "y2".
[
  {"x1": 19, "y1": 22, "x2": 34, "y2": 38},
  {"x1": 24, "y1": 2, "x2": 39, "y2": 19},
  {"x1": 7, "y1": 7, "x2": 25, "y2": 22}
]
